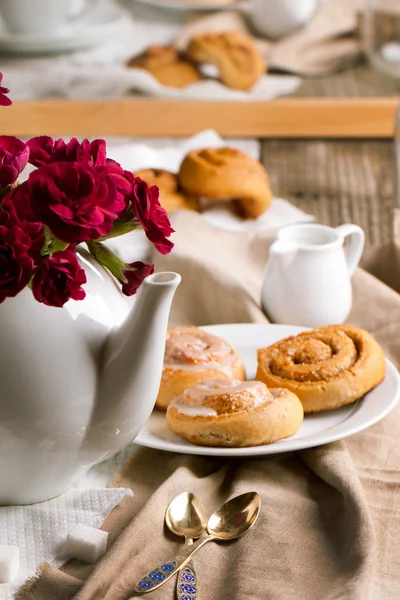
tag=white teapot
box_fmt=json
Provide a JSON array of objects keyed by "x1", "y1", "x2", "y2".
[
  {"x1": 0, "y1": 250, "x2": 180, "y2": 505},
  {"x1": 261, "y1": 223, "x2": 365, "y2": 327}
]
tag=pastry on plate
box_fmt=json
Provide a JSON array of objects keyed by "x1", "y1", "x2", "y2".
[
  {"x1": 166, "y1": 379, "x2": 304, "y2": 447},
  {"x1": 178, "y1": 147, "x2": 273, "y2": 218},
  {"x1": 156, "y1": 326, "x2": 246, "y2": 410},
  {"x1": 135, "y1": 168, "x2": 200, "y2": 213},
  {"x1": 127, "y1": 44, "x2": 202, "y2": 89},
  {"x1": 185, "y1": 31, "x2": 266, "y2": 91},
  {"x1": 256, "y1": 325, "x2": 386, "y2": 414}
]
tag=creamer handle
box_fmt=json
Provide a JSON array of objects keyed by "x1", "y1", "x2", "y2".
[{"x1": 335, "y1": 224, "x2": 365, "y2": 277}]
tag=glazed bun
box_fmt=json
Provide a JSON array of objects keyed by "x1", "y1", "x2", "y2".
[
  {"x1": 166, "y1": 379, "x2": 304, "y2": 447},
  {"x1": 156, "y1": 326, "x2": 246, "y2": 410}
]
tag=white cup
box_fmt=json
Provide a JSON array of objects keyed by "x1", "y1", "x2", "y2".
[
  {"x1": 0, "y1": 0, "x2": 76, "y2": 35},
  {"x1": 250, "y1": 0, "x2": 318, "y2": 39}
]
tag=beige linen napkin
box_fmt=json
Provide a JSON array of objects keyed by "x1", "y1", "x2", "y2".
[
  {"x1": 18, "y1": 210, "x2": 400, "y2": 600},
  {"x1": 175, "y1": 0, "x2": 361, "y2": 76}
]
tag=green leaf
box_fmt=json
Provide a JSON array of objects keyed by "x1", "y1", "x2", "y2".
[
  {"x1": 40, "y1": 227, "x2": 69, "y2": 256},
  {"x1": 95, "y1": 212, "x2": 140, "y2": 242}
]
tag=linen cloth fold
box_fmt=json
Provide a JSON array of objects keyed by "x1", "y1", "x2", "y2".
[{"x1": 17, "y1": 210, "x2": 400, "y2": 600}]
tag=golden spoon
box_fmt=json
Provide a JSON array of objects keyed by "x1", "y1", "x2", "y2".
[
  {"x1": 165, "y1": 492, "x2": 208, "y2": 600},
  {"x1": 134, "y1": 491, "x2": 261, "y2": 595}
]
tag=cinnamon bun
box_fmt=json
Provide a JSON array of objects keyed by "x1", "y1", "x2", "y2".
[
  {"x1": 166, "y1": 379, "x2": 304, "y2": 447},
  {"x1": 156, "y1": 326, "x2": 246, "y2": 410},
  {"x1": 256, "y1": 325, "x2": 386, "y2": 414}
]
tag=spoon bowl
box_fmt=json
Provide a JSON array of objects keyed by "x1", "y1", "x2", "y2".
[
  {"x1": 165, "y1": 492, "x2": 207, "y2": 600},
  {"x1": 166, "y1": 492, "x2": 208, "y2": 540},
  {"x1": 208, "y1": 491, "x2": 260, "y2": 540}
]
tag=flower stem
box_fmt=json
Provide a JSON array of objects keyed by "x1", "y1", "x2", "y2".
[{"x1": 87, "y1": 240, "x2": 128, "y2": 283}]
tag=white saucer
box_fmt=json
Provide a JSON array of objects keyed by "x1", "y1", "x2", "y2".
[
  {"x1": 134, "y1": 323, "x2": 400, "y2": 457},
  {"x1": 134, "y1": 0, "x2": 247, "y2": 11},
  {"x1": 0, "y1": 1, "x2": 128, "y2": 55}
]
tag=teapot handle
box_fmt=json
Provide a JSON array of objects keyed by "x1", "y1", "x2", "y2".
[{"x1": 335, "y1": 224, "x2": 365, "y2": 277}]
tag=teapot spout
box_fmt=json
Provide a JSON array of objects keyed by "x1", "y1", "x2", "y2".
[{"x1": 82, "y1": 272, "x2": 180, "y2": 461}]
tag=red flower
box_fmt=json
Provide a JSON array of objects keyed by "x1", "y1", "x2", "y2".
[
  {"x1": 0, "y1": 73, "x2": 11, "y2": 107},
  {"x1": 120, "y1": 261, "x2": 154, "y2": 296},
  {"x1": 28, "y1": 161, "x2": 122, "y2": 243},
  {"x1": 2, "y1": 184, "x2": 45, "y2": 260},
  {"x1": 2, "y1": 181, "x2": 36, "y2": 221},
  {"x1": 0, "y1": 223, "x2": 34, "y2": 303},
  {"x1": 0, "y1": 136, "x2": 29, "y2": 188},
  {"x1": 132, "y1": 179, "x2": 174, "y2": 254},
  {"x1": 98, "y1": 159, "x2": 133, "y2": 219},
  {"x1": 27, "y1": 136, "x2": 106, "y2": 168},
  {"x1": 32, "y1": 248, "x2": 86, "y2": 307}
]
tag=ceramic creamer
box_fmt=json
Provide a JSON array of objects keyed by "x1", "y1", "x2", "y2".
[{"x1": 261, "y1": 223, "x2": 365, "y2": 327}]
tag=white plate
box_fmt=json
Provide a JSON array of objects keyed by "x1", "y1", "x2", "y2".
[
  {"x1": 0, "y1": 1, "x2": 128, "y2": 55},
  {"x1": 134, "y1": 0, "x2": 247, "y2": 11},
  {"x1": 134, "y1": 323, "x2": 400, "y2": 457}
]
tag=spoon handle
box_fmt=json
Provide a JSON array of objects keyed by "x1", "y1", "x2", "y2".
[
  {"x1": 177, "y1": 537, "x2": 197, "y2": 600},
  {"x1": 134, "y1": 535, "x2": 211, "y2": 595}
]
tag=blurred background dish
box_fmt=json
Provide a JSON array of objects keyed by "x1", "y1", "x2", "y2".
[
  {"x1": 249, "y1": 0, "x2": 318, "y2": 39},
  {"x1": 0, "y1": 0, "x2": 71, "y2": 35},
  {"x1": 134, "y1": 0, "x2": 248, "y2": 12},
  {"x1": 0, "y1": 0, "x2": 128, "y2": 55}
]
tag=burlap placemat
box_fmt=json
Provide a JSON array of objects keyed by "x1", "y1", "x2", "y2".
[{"x1": 18, "y1": 211, "x2": 400, "y2": 600}]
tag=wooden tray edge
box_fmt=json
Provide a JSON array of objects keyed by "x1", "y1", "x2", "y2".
[{"x1": 1, "y1": 97, "x2": 398, "y2": 138}]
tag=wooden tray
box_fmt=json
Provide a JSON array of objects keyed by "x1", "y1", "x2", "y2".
[{"x1": 1, "y1": 98, "x2": 398, "y2": 138}]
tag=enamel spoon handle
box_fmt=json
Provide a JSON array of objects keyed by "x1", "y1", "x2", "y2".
[
  {"x1": 134, "y1": 534, "x2": 212, "y2": 595},
  {"x1": 177, "y1": 537, "x2": 197, "y2": 600}
]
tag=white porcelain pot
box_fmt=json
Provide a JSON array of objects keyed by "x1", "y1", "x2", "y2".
[
  {"x1": 261, "y1": 223, "x2": 365, "y2": 327},
  {"x1": 0, "y1": 250, "x2": 180, "y2": 505}
]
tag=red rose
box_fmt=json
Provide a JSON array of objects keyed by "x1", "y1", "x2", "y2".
[
  {"x1": 27, "y1": 136, "x2": 106, "y2": 168},
  {"x1": 120, "y1": 261, "x2": 154, "y2": 296},
  {"x1": 132, "y1": 179, "x2": 174, "y2": 255},
  {"x1": 28, "y1": 161, "x2": 122, "y2": 243},
  {"x1": 0, "y1": 73, "x2": 11, "y2": 107},
  {"x1": 2, "y1": 184, "x2": 45, "y2": 260},
  {"x1": 0, "y1": 136, "x2": 29, "y2": 188},
  {"x1": 0, "y1": 223, "x2": 34, "y2": 303},
  {"x1": 32, "y1": 249, "x2": 86, "y2": 307}
]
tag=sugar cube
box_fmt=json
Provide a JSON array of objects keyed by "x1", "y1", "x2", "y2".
[
  {"x1": 0, "y1": 546, "x2": 19, "y2": 583},
  {"x1": 64, "y1": 524, "x2": 108, "y2": 564}
]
